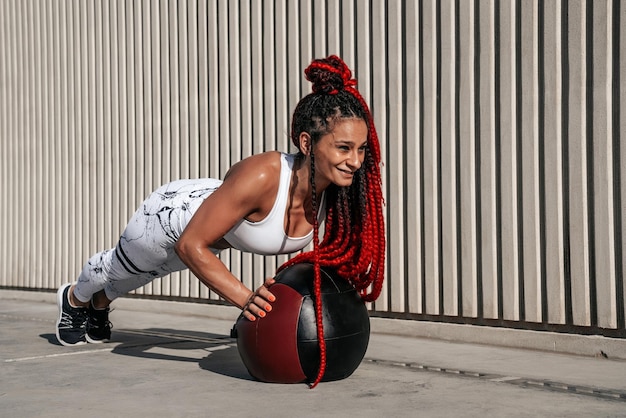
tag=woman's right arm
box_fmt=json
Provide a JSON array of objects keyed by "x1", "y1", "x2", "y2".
[{"x1": 174, "y1": 153, "x2": 279, "y2": 320}]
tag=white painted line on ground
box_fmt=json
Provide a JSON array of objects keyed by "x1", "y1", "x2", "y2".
[{"x1": 5, "y1": 347, "x2": 114, "y2": 362}]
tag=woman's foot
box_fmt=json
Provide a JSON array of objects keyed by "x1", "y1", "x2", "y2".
[
  {"x1": 86, "y1": 302, "x2": 112, "y2": 343},
  {"x1": 55, "y1": 283, "x2": 88, "y2": 346}
]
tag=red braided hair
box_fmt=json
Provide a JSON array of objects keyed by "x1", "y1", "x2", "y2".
[{"x1": 278, "y1": 56, "x2": 386, "y2": 388}]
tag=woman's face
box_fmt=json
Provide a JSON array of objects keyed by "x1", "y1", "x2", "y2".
[{"x1": 312, "y1": 118, "x2": 368, "y2": 188}]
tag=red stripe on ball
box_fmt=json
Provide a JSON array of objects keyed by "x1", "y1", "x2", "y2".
[{"x1": 236, "y1": 283, "x2": 307, "y2": 383}]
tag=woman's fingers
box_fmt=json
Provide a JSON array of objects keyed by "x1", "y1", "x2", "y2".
[
  {"x1": 242, "y1": 280, "x2": 277, "y2": 320},
  {"x1": 256, "y1": 284, "x2": 276, "y2": 303}
]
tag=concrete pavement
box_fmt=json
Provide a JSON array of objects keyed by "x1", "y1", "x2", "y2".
[{"x1": 1, "y1": 290, "x2": 625, "y2": 417}]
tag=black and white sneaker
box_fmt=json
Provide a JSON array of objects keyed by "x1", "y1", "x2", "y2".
[
  {"x1": 86, "y1": 303, "x2": 112, "y2": 343},
  {"x1": 55, "y1": 283, "x2": 88, "y2": 346}
]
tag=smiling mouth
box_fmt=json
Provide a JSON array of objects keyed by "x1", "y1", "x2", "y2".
[{"x1": 338, "y1": 168, "x2": 354, "y2": 177}]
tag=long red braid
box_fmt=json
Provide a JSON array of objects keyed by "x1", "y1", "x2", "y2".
[{"x1": 277, "y1": 56, "x2": 386, "y2": 388}]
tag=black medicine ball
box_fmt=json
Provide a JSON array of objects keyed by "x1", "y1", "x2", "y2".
[{"x1": 234, "y1": 263, "x2": 370, "y2": 384}]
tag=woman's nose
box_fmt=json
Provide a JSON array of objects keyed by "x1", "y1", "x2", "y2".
[{"x1": 347, "y1": 150, "x2": 362, "y2": 170}]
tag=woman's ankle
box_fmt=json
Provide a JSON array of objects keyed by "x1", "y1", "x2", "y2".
[
  {"x1": 68, "y1": 285, "x2": 89, "y2": 308},
  {"x1": 91, "y1": 291, "x2": 112, "y2": 310}
]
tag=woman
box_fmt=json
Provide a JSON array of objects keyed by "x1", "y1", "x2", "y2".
[{"x1": 56, "y1": 55, "x2": 385, "y2": 386}]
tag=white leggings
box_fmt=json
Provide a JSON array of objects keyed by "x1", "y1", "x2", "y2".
[{"x1": 73, "y1": 178, "x2": 223, "y2": 303}]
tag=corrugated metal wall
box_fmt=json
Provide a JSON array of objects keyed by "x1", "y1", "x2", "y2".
[{"x1": 1, "y1": 0, "x2": 624, "y2": 337}]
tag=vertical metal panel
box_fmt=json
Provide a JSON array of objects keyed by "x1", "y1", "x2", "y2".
[
  {"x1": 326, "y1": 0, "x2": 340, "y2": 54},
  {"x1": 76, "y1": 1, "x2": 86, "y2": 270},
  {"x1": 478, "y1": 0, "x2": 499, "y2": 320},
  {"x1": 187, "y1": 0, "x2": 200, "y2": 298},
  {"x1": 225, "y1": 0, "x2": 241, "y2": 297},
  {"x1": 178, "y1": 0, "x2": 191, "y2": 297},
  {"x1": 520, "y1": 0, "x2": 542, "y2": 323},
  {"x1": 592, "y1": 0, "x2": 618, "y2": 329},
  {"x1": 66, "y1": 0, "x2": 78, "y2": 287},
  {"x1": 165, "y1": 0, "x2": 180, "y2": 296},
  {"x1": 237, "y1": 0, "x2": 254, "y2": 298},
  {"x1": 17, "y1": 0, "x2": 26, "y2": 287},
  {"x1": 50, "y1": 0, "x2": 60, "y2": 287},
  {"x1": 498, "y1": 0, "x2": 521, "y2": 321},
  {"x1": 5, "y1": 0, "x2": 15, "y2": 286},
  {"x1": 458, "y1": 0, "x2": 478, "y2": 318},
  {"x1": 340, "y1": 0, "x2": 355, "y2": 60},
  {"x1": 147, "y1": 0, "x2": 162, "y2": 296},
  {"x1": 27, "y1": 0, "x2": 36, "y2": 284},
  {"x1": 207, "y1": 0, "x2": 221, "y2": 300},
  {"x1": 101, "y1": 0, "x2": 112, "y2": 258},
  {"x1": 567, "y1": 0, "x2": 592, "y2": 326},
  {"x1": 1, "y1": 0, "x2": 9, "y2": 286},
  {"x1": 368, "y1": 0, "x2": 387, "y2": 311},
  {"x1": 542, "y1": 0, "x2": 566, "y2": 324},
  {"x1": 0, "y1": 0, "x2": 625, "y2": 338},
  {"x1": 386, "y1": 0, "x2": 405, "y2": 312},
  {"x1": 405, "y1": 0, "x2": 422, "y2": 314},
  {"x1": 114, "y1": 0, "x2": 128, "y2": 281},
  {"x1": 440, "y1": 0, "x2": 458, "y2": 317},
  {"x1": 248, "y1": 0, "x2": 262, "y2": 289},
  {"x1": 127, "y1": 0, "x2": 143, "y2": 294},
  {"x1": 421, "y1": 0, "x2": 441, "y2": 315},
  {"x1": 273, "y1": 0, "x2": 291, "y2": 273}
]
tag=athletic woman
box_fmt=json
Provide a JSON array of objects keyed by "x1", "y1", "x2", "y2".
[{"x1": 56, "y1": 55, "x2": 386, "y2": 387}]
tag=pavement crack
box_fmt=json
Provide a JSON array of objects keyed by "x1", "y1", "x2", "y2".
[{"x1": 363, "y1": 357, "x2": 626, "y2": 403}]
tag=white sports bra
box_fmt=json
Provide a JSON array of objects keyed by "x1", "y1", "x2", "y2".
[{"x1": 223, "y1": 153, "x2": 326, "y2": 255}]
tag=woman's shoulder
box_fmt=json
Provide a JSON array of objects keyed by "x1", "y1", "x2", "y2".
[
  {"x1": 240, "y1": 150, "x2": 284, "y2": 166},
  {"x1": 223, "y1": 151, "x2": 284, "y2": 185}
]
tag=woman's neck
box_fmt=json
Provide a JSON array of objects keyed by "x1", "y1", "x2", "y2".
[{"x1": 291, "y1": 154, "x2": 327, "y2": 221}]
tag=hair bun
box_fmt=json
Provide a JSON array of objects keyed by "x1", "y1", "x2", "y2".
[{"x1": 305, "y1": 55, "x2": 357, "y2": 95}]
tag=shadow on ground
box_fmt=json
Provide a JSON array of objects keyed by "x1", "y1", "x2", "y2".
[{"x1": 41, "y1": 328, "x2": 253, "y2": 381}]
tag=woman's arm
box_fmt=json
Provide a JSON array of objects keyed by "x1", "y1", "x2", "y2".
[{"x1": 174, "y1": 152, "x2": 280, "y2": 320}]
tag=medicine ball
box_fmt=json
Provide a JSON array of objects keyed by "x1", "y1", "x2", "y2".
[{"x1": 234, "y1": 263, "x2": 370, "y2": 384}]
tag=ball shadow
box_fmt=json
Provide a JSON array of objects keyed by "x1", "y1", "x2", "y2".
[{"x1": 106, "y1": 327, "x2": 254, "y2": 381}]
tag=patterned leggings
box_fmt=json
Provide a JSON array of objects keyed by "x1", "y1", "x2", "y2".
[{"x1": 73, "y1": 178, "x2": 223, "y2": 303}]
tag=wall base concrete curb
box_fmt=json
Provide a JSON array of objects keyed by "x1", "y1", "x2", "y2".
[
  {"x1": 370, "y1": 317, "x2": 626, "y2": 361},
  {"x1": 4, "y1": 289, "x2": 625, "y2": 361}
]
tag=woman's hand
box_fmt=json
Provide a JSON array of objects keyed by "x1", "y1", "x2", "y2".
[{"x1": 242, "y1": 278, "x2": 277, "y2": 321}]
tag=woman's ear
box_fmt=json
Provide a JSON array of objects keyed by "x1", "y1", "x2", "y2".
[{"x1": 298, "y1": 132, "x2": 312, "y2": 156}]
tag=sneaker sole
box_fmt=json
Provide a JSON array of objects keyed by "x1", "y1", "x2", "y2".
[
  {"x1": 85, "y1": 334, "x2": 109, "y2": 344},
  {"x1": 55, "y1": 283, "x2": 87, "y2": 347}
]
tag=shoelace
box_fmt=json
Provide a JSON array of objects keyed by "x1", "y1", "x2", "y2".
[{"x1": 59, "y1": 308, "x2": 88, "y2": 329}]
